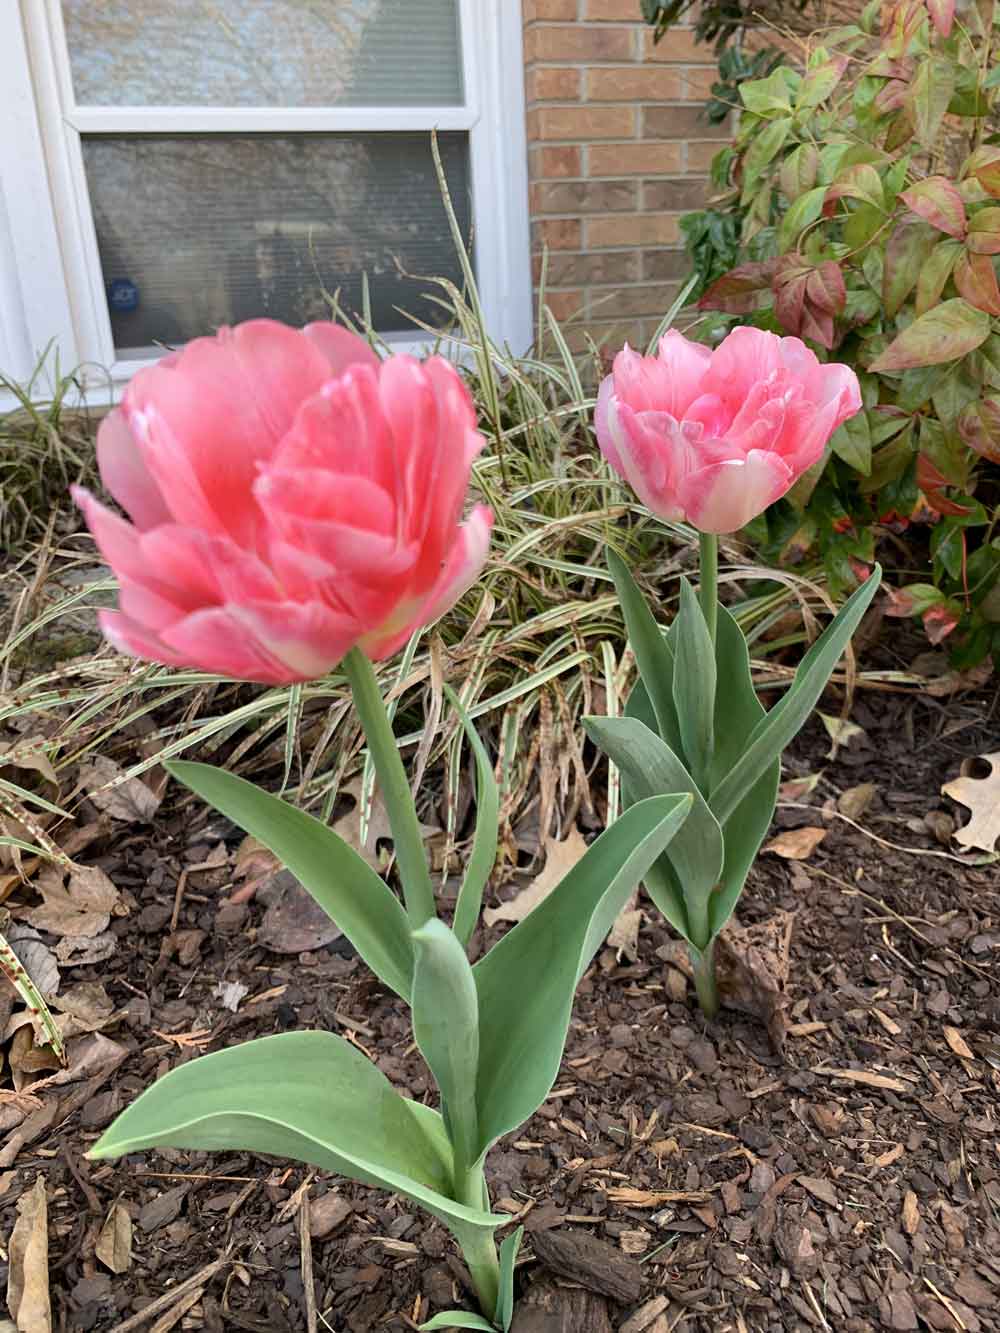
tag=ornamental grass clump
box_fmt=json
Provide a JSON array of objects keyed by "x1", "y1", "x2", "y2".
[
  {"x1": 75, "y1": 318, "x2": 692, "y2": 1331},
  {"x1": 584, "y1": 325, "x2": 881, "y2": 1016}
]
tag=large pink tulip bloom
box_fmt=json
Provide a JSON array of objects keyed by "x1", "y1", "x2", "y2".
[
  {"x1": 73, "y1": 320, "x2": 492, "y2": 684},
  {"x1": 595, "y1": 327, "x2": 862, "y2": 533}
]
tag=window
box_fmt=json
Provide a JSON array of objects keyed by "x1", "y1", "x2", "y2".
[{"x1": 0, "y1": 1, "x2": 530, "y2": 406}]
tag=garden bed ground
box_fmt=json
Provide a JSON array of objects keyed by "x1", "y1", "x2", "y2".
[{"x1": 1, "y1": 650, "x2": 998, "y2": 1333}]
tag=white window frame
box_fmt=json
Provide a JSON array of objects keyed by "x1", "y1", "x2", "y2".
[{"x1": 0, "y1": 0, "x2": 531, "y2": 410}]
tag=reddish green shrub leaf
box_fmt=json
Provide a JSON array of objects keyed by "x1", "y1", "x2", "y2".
[
  {"x1": 915, "y1": 239, "x2": 963, "y2": 315},
  {"x1": 826, "y1": 163, "x2": 884, "y2": 210},
  {"x1": 923, "y1": 603, "x2": 960, "y2": 644},
  {"x1": 798, "y1": 56, "x2": 848, "y2": 109},
  {"x1": 954, "y1": 250, "x2": 1000, "y2": 316},
  {"x1": 911, "y1": 56, "x2": 956, "y2": 150},
  {"x1": 899, "y1": 177, "x2": 967, "y2": 238},
  {"x1": 926, "y1": 0, "x2": 955, "y2": 36},
  {"x1": 778, "y1": 186, "x2": 829, "y2": 251},
  {"x1": 779, "y1": 144, "x2": 820, "y2": 202},
  {"x1": 967, "y1": 208, "x2": 1000, "y2": 254},
  {"x1": 868, "y1": 299, "x2": 990, "y2": 371},
  {"x1": 698, "y1": 261, "x2": 778, "y2": 314},
  {"x1": 966, "y1": 146, "x2": 1000, "y2": 198},
  {"x1": 958, "y1": 397, "x2": 1000, "y2": 463},
  {"x1": 883, "y1": 220, "x2": 939, "y2": 317},
  {"x1": 806, "y1": 262, "x2": 846, "y2": 316},
  {"x1": 741, "y1": 117, "x2": 793, "y2": 201},
  {"x1": 916, "y1": 454, "x2": 974, "y2": 516}
]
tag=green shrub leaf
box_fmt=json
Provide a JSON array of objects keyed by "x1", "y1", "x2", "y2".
[{"x1": 868, "y1": 300, "x2": 990, "y2": 371}]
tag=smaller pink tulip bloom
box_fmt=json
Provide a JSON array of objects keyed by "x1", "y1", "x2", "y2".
[
  {"x1": 595, "y1": 327, "x2": 862, "y2": 533},
  {"x1": 73, "y1": 320, "x2": 492, "y2": 684}
]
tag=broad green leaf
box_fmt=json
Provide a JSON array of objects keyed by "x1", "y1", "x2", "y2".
[
  {"x1": 89, "y1": 1032, "x2": 504, "y2": 1240},
  {"x1": 780, "y1": 143, "x2": 819, "y2": 202},
  {"x1": 707, "y1": 607, "x2": 780, "y2": 936},
  {"x1": 582, "y1": 716, "x2": 723, "y2": 950},
  {"x1": 912, "y1": 57, "x2": 955, "y2": 150},
  {"x1": 709, "y1": 569, "x2": 882, "y2": 825},
  {"x1": 741, "y1": 69, "x2": 796, "y2": 116},
  {"x1": 671, "y1": 579, "x2": 716, "y2": 790},
  {"x1": 830, "y1": 411, "x2": 873, "y2": 474},
  {"x1": 420, "y1": 1315, "x2": 496, "y2": 1331},
  {"x1": 842, "y1": 202, "x2": 885, "y2": 251},
  {"x1": 472, "y1": 794, "x2": 692, "y2": 1158},
  {"x1": 882, "y1": 221, "x2": 939, "y2": 318},
  {"x1": 167, "y1": 762, "x2": 414, "y2": 1000},
  {"x1": 445, "y1": 686, "x2": 499, "y2": 949},
  {"x1": 778, "y1": 186, "x2": 827, "y2": 251},
  {"x1": 742, "y1": 117, "x2": 793, "y2": 201},
  {"x1": 915, "y1": 239, "x2": 963, "y2": 316},
  {"x1": 495, "y1": 1226, "x2": 524, "y2": 1330},
  {"x1": 412, "y1": 920, "x2": 480, "y2": 1180},
  {"x1": 968, "y1": 207, "x2": 1000, "y2": 254},
  {"x1": 827, "y1": 163, "x2": 884, "y2": 210},
  {"x1": 868, "y1": 300, "x2": 990, "y2": 371},
  {"x1": 606, "y1": 549, "x2": 682, "y2": 757},
  {"x1": 954, "y1": 250, "x2": 1000, "y2": 317},
  {"x1": 797, "y1": 56, "x2": 846, "y2": 109}
]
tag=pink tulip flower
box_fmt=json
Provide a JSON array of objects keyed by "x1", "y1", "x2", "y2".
[
  {"x1": 73, "y1": 320, "x2": 492, "y2": 684},
  {"x1": 595, "y1": 327, "x2": 862, "y2": 533}
]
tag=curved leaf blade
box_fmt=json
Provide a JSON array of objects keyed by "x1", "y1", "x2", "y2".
[
  {"x1": 166, "y1": 761, "x2": 414, "y2": 1001},
  {"x1": 445, "y1": 685, "x2": 499, "y2": 950},
  {"x1": 671, "y1": 578, "x2": 716, "y2": 789},
  {"x1": 709, "y1": 569, "x2": 881, "y2": 826},
  {"x1": 412, "y1": 919, "x2": 480, "y2": 1180},
  {"x1": 89, "y1": 1032, "x2": 504, "y2": 1239},
  {"x1": 472, "y1": 794, "x2": 692, "y2": 1159},
  {"x1": 606, "y1": 549, "x2": 682, "y2": 756},
  {"x1": 496, "y1": 1226, "x2": 524, "y2": 1330}
]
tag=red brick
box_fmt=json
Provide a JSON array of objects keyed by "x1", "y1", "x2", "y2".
[
  {"x1": 543, "y1": 250, "x2": 642, "y2": 285},
  {"x1": 642, "y1": 249, "x2": 690, "y2": 281},
  {"x1": 525, "y1": 66, "x2": 582, "y2": 102},
  {"x1": 545, "y1": 289, "x2": 586, "y2": 321},
  {"x1": 531, "y1": 144, "x2": 583, "y2": 179},
  {"x1": 583, "y1": 0, "x2": 645, "y2": 18},
  {"x1": 685, "y1": 66, "x2": 718, "y2": 99},
  {"x1": 642, "y1": 28, "x2": 716, "y2": 62},
  {"x1": 588, "y1": 142, "x2": 683, "y2": 176},
  {"x1": 522, "y1": 0, "x2": 577, "y2": 19},
  {"x1": 585, "y1": 212, "x2": 681, "y2": 247},
  {"x1": 588, "y1": 66, "x2": 684, "y2": 100},
  {"x1": 642, "y1": 105, "x2": 730, "y2": 139},
  {"x1": 532, "y1": 217, "x2": 583, "y2": 250},
  {"x1": 536, "y1": 105, "x2": 635, "y2": 140},
  {"x1": 686, "y1": 141, "x2": 726, "y2": 172},
  {"x1": 590, "y1": 282, "x2": 680, "y2": 317},
  {"x1": 644, "y1": 177, "x2": 711, "y2": 211},
  {"x1": 534, "y1": 178, "x2": 638, "y2": 213},
  {"x1": 525, "y1": 24, "x2": 635, "y2": 62},
  {"x1": 564, "y1": 319, "x2": 644, "y2": 354}
]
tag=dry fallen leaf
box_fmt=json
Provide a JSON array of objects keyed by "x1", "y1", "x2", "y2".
[
  {"x1": 21, "y1": 865, "x2": 119, "y2": 939},
  {"x1": 837, "y1": 782, "x2": 876, "y2": 819},
  {"x1": 607, "y1": 895, "x2": 642, "y2": 962},
  {"x1": 331, "y1": 777, "x2": 436, "y2": 872},
  {"x1": 818, "y1": 1068, "x2": 910, "y2": 1093},
  {"x1": 942, "y1": 753, "x2": 1000, "y2": 852},
  {"x1": 764, "y1": 827, "x2": 828, "y2": 860},
  {"x1": 484, "y1": 827, "x2": 588, "y2": 926},
  {"x1": 6, "y1": 1175, "x2": 51, "y2": 1333},
  {"x1": 902, "y1": 1190, "x2": 920, "y2": 1236},
  {"x1": 2, "y1": 924, "x2": 60, "y2": 997},
  {"x1": 819, "y1": 713, "x2": 866, "y2": 757},
  {"x1": 95, "y1": 1202, "x2": 133, "y2": 1274},
  {"x1": 778, "y1": 773, "x2": 822, "y2": 800},
  {"x1": 0, "y1": 738, "x2": 58, "y2": 788},
  {"x1": 54, "y1": 932, "x2": 117, "y2": 966},
  {"x1": 942, "y1": 1025, "x2": 975, "y2": 1061},
  {"x1": 257, "y1": 872, "x2": 342, "y2": 954},
  {"x1": 80, "y1": 755, "x2": 161, "y2": 824}
]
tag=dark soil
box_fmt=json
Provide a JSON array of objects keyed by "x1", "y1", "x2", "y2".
[{"x1": 2, "y1": 655, "x2": 999, "y2": 1333}]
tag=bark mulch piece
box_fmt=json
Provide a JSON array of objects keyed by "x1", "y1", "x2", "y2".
[{"x1": 1, "y1": 661, "x2": 998, "y2": 1331}]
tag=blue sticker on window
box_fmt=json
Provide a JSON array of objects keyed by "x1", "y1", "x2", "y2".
[{"x1": 108, "y1": 279, "x2": 139, "y2": 312}]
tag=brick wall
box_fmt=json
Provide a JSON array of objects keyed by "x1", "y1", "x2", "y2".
[{"x1": 522, "y1": 0, "x2": 728, "y2": 356}]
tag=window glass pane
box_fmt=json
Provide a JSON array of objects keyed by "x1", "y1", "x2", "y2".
[
  {"x1": 81, "y1": 132, "x2": 471, "y2": 357},
  {"x1": 62, "y1": 1, "x2": 463, "y2": 107}
]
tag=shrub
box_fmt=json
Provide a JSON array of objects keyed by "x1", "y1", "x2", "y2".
[{"x1": 688, "y1": 0, "x2": 1000, "y2": 668}]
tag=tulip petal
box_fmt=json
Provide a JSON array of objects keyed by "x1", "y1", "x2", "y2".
[
  {"x1": 655, "y1": 330, "x2": 713, "y2": 418},
  {"x1": 160, "y1": 607, "x2": 307, "y2": 684},
  {"x1": 680, "y1": 450, "x2": 793, "y2": 533},
  {"x1": 594, "y1": 376, "x2": 621, "y2": 472},
  {"x1": 98, "y1": 610, "x2": 193, "y2": 670},
  {"x1": 302, "y1": 322, "x2": 381, "y2": 378},
  {"x1": 96, "y1": 410, "x2": 171, "y2": 530},
  {"x1": 231, "y1": 600, "x2": 362, "y2": 681}
]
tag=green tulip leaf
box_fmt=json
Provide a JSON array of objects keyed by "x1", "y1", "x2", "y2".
[
  {"x1": 166, "y1": 761, "x2": 414, "y2": 1001},
  {"x1": 495, "y1": 1225, "x2": 524, "y2": 1330},
  {"x1": 88, "y1": 1032, "x2": 504, "y2": 1243},
  {"x1": 671, "y1": 578, "x2": 717, "y2": 789},
  {"x1": 420, "y1": 1315, "x2": 497, "y2": 1331},
  {"x1": 445, "y1": 685, "x2": 499, "y2": 950},
  {"x1": 472, "y1": 794, "x2": 692, "y2": 1159},
  {"x1": 710, "y1": 568, "x2": 882, "y2": 825},
  {"x1": 582, "y1": 715, "x2": 723, "y2": 950},
  {"x1": 412, "y1": 919, "x2": 481, "y2": 1181},
  {"x1": 606, "y1": 549, "x2": 682, "y2": 756}
]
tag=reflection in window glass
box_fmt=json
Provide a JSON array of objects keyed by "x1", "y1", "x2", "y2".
[
  {"x1": 62, "y1": 0, "x2": 463, "y2": 107},
  {"x1": 82, "y1": 133, "x2": 472, "y2": 357}
]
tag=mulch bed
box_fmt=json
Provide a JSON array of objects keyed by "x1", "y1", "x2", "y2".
[{"x1": 1, "y1": 652, "x2": 998, "y2": 1332}]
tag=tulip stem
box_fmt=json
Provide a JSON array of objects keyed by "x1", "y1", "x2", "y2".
[
  {"x1": 690, "y1": 939, "x2": 721, "y2": 1019},
  {"x1": 698, "y1": 532, "x2": 719, "y2": 647},
  {"x1": 342, "y1": 648, "x2": 437, "y2": 927}
]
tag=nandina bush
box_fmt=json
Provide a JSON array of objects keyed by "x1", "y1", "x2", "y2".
[{"x1": 691, "y1": 0, "x2": 1000, "y2": 668}]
